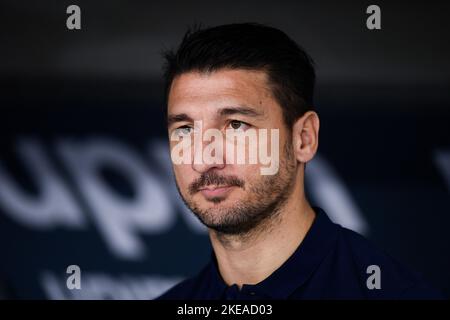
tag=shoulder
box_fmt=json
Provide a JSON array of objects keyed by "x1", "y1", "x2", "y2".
[
  {"x1": 155, "y1": 265, "x2": 211, "y2": 300},
  {"x1": 335, "y1": 225, "x2": 444, "y2": 299},
  {"x1": 156, "y1": 277, "x2": 199, "y2": 300}
]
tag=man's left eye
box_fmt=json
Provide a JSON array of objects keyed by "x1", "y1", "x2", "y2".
[{"x1": 228, "y1": 120, "x2": 250, "y2": 131}]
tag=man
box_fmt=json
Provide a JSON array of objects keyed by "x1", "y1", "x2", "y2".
[{"x1": 158, "y1": 23, "x2": 442, "y2": 299}]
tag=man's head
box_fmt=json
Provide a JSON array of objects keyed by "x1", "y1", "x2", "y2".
[
  {"x1": 164, "y1": 23, "x2": 315, "y2": 129},
  {"x1": 164, "y1": 23, "x2": 319, "y2": 236}
]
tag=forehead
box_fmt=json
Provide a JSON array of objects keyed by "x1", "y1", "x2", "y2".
[{"x1": 167, "y1": 69, "x2": 278, "y2": 116}]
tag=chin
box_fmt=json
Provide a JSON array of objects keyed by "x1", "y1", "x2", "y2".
[{"x1": 199, "y1": 198, "x2": 230, "y2": 208}]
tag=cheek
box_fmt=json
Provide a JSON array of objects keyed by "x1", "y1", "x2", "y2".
[
  {"x1": 231, "y1": 163, "x2": 261, "y2": 182},
  {"x1": 173, "y1": 164, "x2": 193, "y2": 187}
]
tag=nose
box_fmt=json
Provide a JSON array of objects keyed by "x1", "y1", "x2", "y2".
[{"x1": 192, "y1": 129, "x2": 226, "y2": 174}]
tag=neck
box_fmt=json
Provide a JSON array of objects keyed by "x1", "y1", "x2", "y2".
[{"x1": 208, "y1": 178, "x2": 316, "y2": 289}]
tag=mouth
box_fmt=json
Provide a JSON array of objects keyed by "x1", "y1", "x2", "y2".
[{"x1": 198, "y1": 185, "x2": 235, "y2": 198}]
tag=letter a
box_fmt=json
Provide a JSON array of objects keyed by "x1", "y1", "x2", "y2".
[
  {"x1": 366, "y1": 265, "x2": 381, "y2": 289},
  {"x1": 66, "y1": 265, "x2": 81, "y2": 289},
  {"x1": 366, "y1": 5, "x2": 381, "y2": 30},
  {"x1": 66, "y1": 5, "x2": 81, "y2": 30}
]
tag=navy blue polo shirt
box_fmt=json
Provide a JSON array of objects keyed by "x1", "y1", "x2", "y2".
[{"x1": 158, "y1": 207, "x2": 443, "y2": 299}]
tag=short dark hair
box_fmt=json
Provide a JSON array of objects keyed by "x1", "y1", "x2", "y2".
[{"x1": 162, "y1": 23, "x2": 316, "y2": 128}]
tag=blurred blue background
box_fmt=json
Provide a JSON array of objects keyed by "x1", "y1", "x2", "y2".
[{"x1": 0, "y1": 0, "x2": 449, "y2": 299}]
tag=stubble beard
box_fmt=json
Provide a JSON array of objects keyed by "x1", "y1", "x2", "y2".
[{"x1": 175, "y1": 141, "x2": 297, "y2": 238}]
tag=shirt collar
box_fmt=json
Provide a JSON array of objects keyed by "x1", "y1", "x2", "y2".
[{"x1": 206, "y1": 206, "x2": 339, "y2": 299}]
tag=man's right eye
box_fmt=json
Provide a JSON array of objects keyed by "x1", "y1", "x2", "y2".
[{"x1": 174, "y1": 126, "x2": 193, "y2": 136}]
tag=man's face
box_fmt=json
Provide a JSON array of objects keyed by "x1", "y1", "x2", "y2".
[{"x1": 167, "y1": 69, "x2": 297, "y2": 235}]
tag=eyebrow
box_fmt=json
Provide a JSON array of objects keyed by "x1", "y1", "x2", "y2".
[
  {"x1": 167, "y1": 113, "x2": 193, "y2": 127},
  {"x1": 218, "y1": 106, "x2": 265, "y2": 118}
]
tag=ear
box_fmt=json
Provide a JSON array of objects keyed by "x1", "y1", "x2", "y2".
[{"x1": 292, "y1": 111, "x2": 320, "y2": 163}]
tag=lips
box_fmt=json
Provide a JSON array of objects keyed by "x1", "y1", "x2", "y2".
[{"x1": 199, "y1": 185, "x2": 234, "y2": 198}]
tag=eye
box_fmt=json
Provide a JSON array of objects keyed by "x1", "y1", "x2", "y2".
[
  {"x1": 228, "y1": 120, "x2": 250, "y2": 131},
  {"x1": 174, "y1": 126, "x2": 193, "y2": 136}
]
